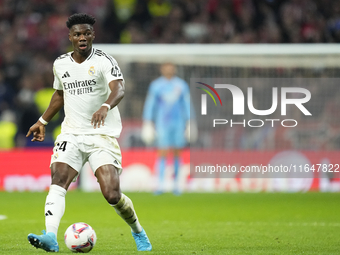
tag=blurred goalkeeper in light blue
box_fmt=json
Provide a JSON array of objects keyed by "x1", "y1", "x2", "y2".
[{"x1": 141, "y1": 63, "x2": 197, "y2": 195}]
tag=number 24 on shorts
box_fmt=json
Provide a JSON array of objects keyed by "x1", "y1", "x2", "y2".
[{"x1": 55, "y1": 141, "x2": 67, "y2": 152}]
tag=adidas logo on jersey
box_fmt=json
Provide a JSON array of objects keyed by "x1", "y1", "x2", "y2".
[{"x1": 62, "y1": 71, "x2": 71, "y2": 78}]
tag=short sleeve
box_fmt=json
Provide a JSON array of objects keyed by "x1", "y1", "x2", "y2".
[
  {"x1": 52, "y1": 65, "x2": 63, "y2": 90},
  {"x1": 101, "y1": 54, "x2": 124, "y2": 86}
]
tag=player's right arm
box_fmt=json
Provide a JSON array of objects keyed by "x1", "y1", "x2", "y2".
[
  {"x1": 142, "y1": 82, "x2": 157, "y2": 121},
  {"x1": 26, "y1": 90, "x2": 64, "y2": 142},
  {"x1": 141, "y1": 82, "x2": 157, "y2": 145}
]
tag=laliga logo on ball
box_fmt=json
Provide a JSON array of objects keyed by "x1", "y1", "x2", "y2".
[{"x1": 64, "y1": 222, "x2": 97, "y2": 253}]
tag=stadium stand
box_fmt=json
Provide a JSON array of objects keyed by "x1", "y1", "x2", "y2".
[{"x1": 0, "y1": 0, "x2": 339, "y2": 148}]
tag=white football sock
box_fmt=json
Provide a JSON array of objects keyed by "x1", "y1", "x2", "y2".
[
  {"x1": 45, "y1": 184, "x2": 67, "y2": 237},
  {"x1": 111, "y1": 193, "x2": 143, "y2": 233}
]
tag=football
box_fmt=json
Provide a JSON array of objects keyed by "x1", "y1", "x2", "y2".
[{"x1": 64, "y1": 222, "x2": 97, "y2": 253}]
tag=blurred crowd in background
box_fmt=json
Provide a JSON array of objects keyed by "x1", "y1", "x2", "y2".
[{"x1": 1, "y1": 0, "x2": 340, "y2": 149}]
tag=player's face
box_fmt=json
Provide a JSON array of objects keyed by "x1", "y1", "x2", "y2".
[
  {"x1": 161, "y1": 63, "x2": 176, "y2": 79},
  {"x1": 69, "y1": 24, "x2": 95, "y2": 56}
]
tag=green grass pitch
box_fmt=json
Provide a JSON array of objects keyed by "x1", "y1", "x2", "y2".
[{"x1": 1, "y1": 191, "x2": 340, "y2": 254}]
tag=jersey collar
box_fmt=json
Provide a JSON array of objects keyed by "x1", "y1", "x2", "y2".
[{"x1": 69, "y1": 48, "x2": 95, "y2": 63}]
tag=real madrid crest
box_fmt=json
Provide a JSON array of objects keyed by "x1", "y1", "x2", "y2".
[
  {"x1": 88, "y1": 66, "x2": 95, "y2": 76},
  {"x1": 53, "y1": 153, "x2": 58, "y2": 160}
]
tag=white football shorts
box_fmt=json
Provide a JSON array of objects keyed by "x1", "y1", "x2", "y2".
[{"x1": 50, "y1": 133, "x2": 122, "y2": 181}]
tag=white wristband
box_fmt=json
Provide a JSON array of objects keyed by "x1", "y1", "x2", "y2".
[
  {"x1": 39, "y1": 116, "x2": 48, "y2": 125},
  {"x1": 102, "y1": 103, "x2": 111, "y2": 110}
]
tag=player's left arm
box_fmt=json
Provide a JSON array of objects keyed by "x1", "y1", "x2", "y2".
[
  {"x1": 183, "y1": 82, "x2": 192, "y2": 121},
  {"x1": 91, "y1": 79, "x2": 125, "y2": 129}
]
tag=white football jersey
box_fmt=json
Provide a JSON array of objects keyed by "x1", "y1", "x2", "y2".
[{"x1": 53, "y1": 48, "x2": 123, "y2": 137}]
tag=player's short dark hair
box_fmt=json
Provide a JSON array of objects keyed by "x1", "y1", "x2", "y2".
[{"x1": 66, "y1": 13, "x2": 96, "y2": 29}]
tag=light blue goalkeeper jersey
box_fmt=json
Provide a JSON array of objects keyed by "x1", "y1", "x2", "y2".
[{"x1": 143, "y1": 76, "x2": 191, "y2": 147}]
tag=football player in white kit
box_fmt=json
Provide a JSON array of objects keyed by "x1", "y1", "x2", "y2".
[{"x1": 26, "y1": 13, "x2": 152, "y2": 252}]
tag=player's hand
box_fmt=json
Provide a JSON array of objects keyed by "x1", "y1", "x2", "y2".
[
  {"x1": 91, "y1": 106, "x2": 108, "y2": 129},
  {"x1": 26, "y1": 122, "x2": 46, "y2": 142}
]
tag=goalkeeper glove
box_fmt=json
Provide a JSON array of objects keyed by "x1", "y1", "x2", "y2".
[
  {"x1": 141, "y1": 121, "x2": 155, "y2": 145},
  {"x1": 184, "y1": 120, "x2": 198, "y2": 143}
]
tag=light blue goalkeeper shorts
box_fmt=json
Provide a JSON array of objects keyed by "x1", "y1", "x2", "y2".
[{"x1": 156, "y1": 125, "x2": 186, "y2": 149}]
